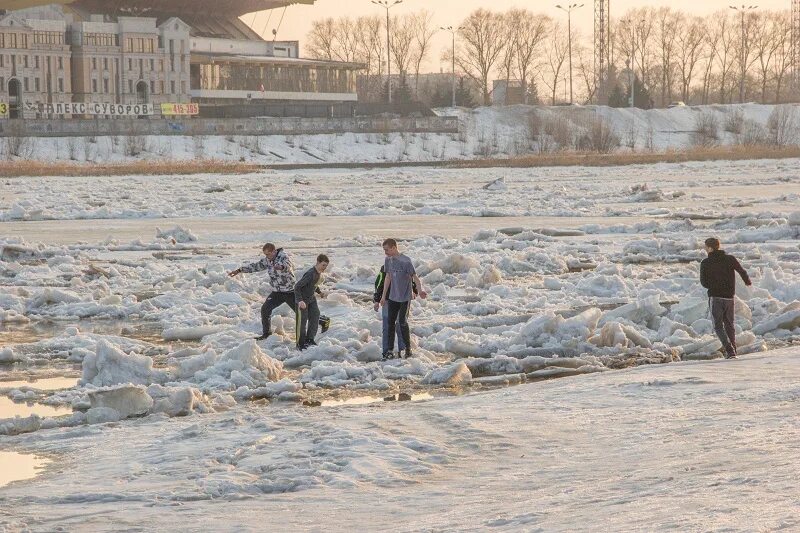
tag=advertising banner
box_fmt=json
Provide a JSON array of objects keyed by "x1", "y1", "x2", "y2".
[
  {"x1": 24, "y1": 102, "x2": 155, "y2": 116},
  {"x1": 160, "y1": 103, "x2": 199, "y2": 116}
]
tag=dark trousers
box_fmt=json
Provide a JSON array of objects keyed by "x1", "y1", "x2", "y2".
[
  {"x1": 261, "y1": 291, "x2": 296, "y2": 337},
  {"x1": 711, "y1": 297, "x2": 736, "y2": 357},
  {"x1": 386, "y1": 300, "x2": 411, "y2": 354},
  {"x1": 296, "y1": 298, "x2": 320, "y2": 348}
]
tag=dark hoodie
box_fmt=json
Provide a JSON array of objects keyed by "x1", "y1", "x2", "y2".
[{"x1": 700, "y1": 250, "x2": 751, "y2": 298}]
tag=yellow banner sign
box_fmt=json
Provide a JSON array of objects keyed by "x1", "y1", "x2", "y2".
[
  {"x1": 161, "y1": 103, "x2": 199, "y2": 116},
  {"x1": 0, "y1": 102, "x2": 8, "y2": 116}
]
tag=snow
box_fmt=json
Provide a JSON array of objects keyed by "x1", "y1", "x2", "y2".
[
  {"x1": 2, "y1": 148, "x2": 800, "y2": 528},
  {"x1": 0, "y1": 103, "x2": 794, "y2": 167},
  {"x1": 2, "y1": 350, "x2": 800, "y2": 530}
]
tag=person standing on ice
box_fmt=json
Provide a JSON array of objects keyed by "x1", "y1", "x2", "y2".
[
  {"x1": 374, "y1": 265, "x2": 419, "y2": 357},
  {"x1": 379, "y1": 239, "x2": 427, "y2": 359},
  {"x1": 700, "y1": 237, "x2": 752, "y2": 359},
  {"x1": 294, "y1": 254, "x2": 329, "y2": 350},
  {"x1": 228, "y1": 243, "x2": 296, "y2": 341}
]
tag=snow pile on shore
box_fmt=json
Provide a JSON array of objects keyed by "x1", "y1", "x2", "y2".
[{"x1": 2, "y1": 103, "x2": 796, "y2": 166}]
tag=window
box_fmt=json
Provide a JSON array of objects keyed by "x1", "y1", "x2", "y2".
[
  {"x1": 128, "y1": 79, "x2": 133, "y2": 93},
  {"x1": 58, "y1": 56, "x2": 63, "y2": 69},
  {"x1": 138, "y1": 58, "x2": 143, "y2": 73},
  {"x1": 0, "y1": 77, "x2": 4, "y2": 88},
  {"x1": 34, "y1": 55, "x2": 39, "y2": 69},
  {"x1": 150, "y1": 80, "x2": 155, "y2": 94},
  {"x1": 104, "y1": 58, "x2": 108, "y2": 70},
  {"x1": 34, "y1": 31, "x2": 64, "y2": 45},
  {"x1": 34, "y1": 77, "x2": 40, "y2": 91},
  {"x1": 128, "y1": 58, "x2": 132, "y2": 70},
  {"x1": 170, "y1": 80, "x2": 175, "y2": 94},
  {"x1": 160, "y1": 59, "x2": 164, "y2": 72},
  {"x1": 58, "y1": 78, "x2": 63, "y2": 92},
  {"x1": 23, "y1": 55, "x2": 29, "y2": 68},
  {"x1": 24, "y1": 77, "x2": 29, "y2": 91},
  {"x1": 181, "y1": 81, "x2": 186, "y2": 94},
  {"x1": 92, "y1": 58, "x2": 97, "y2": 70},
  {"x1": 159, "y1": 80, "x2": 164, "y2": 94},
  {"x1": 0, "y1": 55, "x2": 3, "y2": 68},
  {"x1": 103, "y1": 79, "x2": 109, "y2": 93},
  {"x1": 84, "y1": 33, "x2": 116, "y2": 47},
  {"x1": 126, "y1": 38, "x2": 133, "y2": 51},
  {"x1": 149, "y1": 59, "x2": 154, "y2": 70},
  {"x1": 92, "y1": 79, "x2": 97, "y2": 93}
]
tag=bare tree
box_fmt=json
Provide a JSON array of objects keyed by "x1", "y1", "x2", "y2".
[
  {"x1": 511, "y1": 10, "x2": 550, "y2": 105},
  {"x1": 675, "y1": 16, "x2": 706, "y2": 103},
  {"x1": 753, "y1": 12, "x2": 780, "y2": 103},
  {"x1": 307, "y1": 18, "x2": 337, "y2": 60},
  {"x1": 542, "y1": 21, "x2": 569, "y2": 105},
  {"x1": 733, "y1": 9, "x2": 762, "y2": 102},
  {"x1": 390, "y1": 14, "x2": 416, "y2": 79},
  {"x1": 456, "y1": 9, "x2": 508, "y2": 105},
  {"x1": 575, "y1": 37, "x2": 596, "y2": 103},
  {"x1": 497, "y1": 12, "x2": 518, "y2": 104},
  {"x1": 354, "y1": 15, "x2": 385, "y2": 102},
  {"x1": 656, "y1": 8, "x2": 681, "y2": 106},
  {"x1": 410, "y1": 10, "x2": 436, "y2": 98},
  {"x1": 713, "y1": 12, "x2": 737, "y2": 104},
  {"x1": 770, "y1": 12, "x2": 794, "y2": 103}
]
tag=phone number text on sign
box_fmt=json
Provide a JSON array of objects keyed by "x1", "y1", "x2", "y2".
[{"x1": 161, "y1": 103, "x2": 199, "y2": 116}]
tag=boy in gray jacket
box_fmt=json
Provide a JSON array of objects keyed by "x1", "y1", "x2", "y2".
[{"x1": 294, "y1": 254, "x2": 330, "y2": 350}]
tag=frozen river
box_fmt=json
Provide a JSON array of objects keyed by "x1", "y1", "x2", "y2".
[{"x1": 2, "y1": 159, "x2": 800, "y2": 530}]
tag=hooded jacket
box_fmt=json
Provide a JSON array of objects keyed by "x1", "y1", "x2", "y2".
[
  {"x1": 700, "y1": 250, "x2": 751, "y2": 298},
  {"x1": 240, "y1": 248, "x2": 296, "y2": 292}
]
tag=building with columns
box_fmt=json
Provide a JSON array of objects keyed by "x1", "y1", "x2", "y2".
[{"x1": 0, "y1": 0, "x2": 363, "y2": 118}]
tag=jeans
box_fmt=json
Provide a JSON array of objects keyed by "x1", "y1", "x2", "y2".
[
  {"x1": 711, "y1": 297, "x2": 736, "y2": 357},
  {"x1": 261, "y1": 291, "x2": 296, "y2": 337},
  {"x1": 296, "y1": 298, "x2": 320, "y2": 348},
  {"x1": 382, "y1": 303, "x2": 407, "y2": 354},
  {"x1": 385, "y1": 300, "x2": 411, "y2": 354}
]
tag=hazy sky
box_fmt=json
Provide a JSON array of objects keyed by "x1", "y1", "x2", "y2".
[{"x1": 243, "y1": 0, "x2": 790, "y2": 71}]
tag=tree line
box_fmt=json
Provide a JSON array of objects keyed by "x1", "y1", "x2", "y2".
[{"x1": 306, "y1": 7, "x2": 800, "y2": 108}]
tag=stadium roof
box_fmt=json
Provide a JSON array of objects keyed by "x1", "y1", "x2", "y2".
[{"x1": 0, "y1": 0, "x2": 314, "y2": 16}]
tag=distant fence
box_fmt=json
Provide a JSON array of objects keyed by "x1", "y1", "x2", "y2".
[{"x1": 0, "y1": 116, "x2": 459, "y2": 138}]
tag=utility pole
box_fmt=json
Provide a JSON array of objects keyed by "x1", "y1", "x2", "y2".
[
  {"x1": 729, "y1": 4, "x2": 758, "y2": 104},
  {"x1": 440, "y1": 25, "x2": 462, "y2": 107},
  {"x1": 556, "y1": 3, "x2": 584, "y2": 105},
  {"x1": 372, "y1": 0, "x2": 403, "y2": 104}
]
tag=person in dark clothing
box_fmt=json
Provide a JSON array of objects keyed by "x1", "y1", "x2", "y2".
[
  {"x1": 373, "y1": 265, "x2": 418, "y2": 357},
  {"x1": 295, "y1": 254, "x2": 329, "y2": 350},
  {"x1": 229, "y1": 243, "x2": 296, "y2": 341},
  {"x1": 700, "y1": 237, "x2": 752, "y2": 359},
  {"x1": 379, "y1": 239, "x2": 427, "y2": 359}
]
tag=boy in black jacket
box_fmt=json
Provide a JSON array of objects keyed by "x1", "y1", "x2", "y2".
[
  {"x1": 700, "y1": 237, "x2": 752, "y2": 359},
  {"x1": 294, "y1": 254, "x2": 329, "y2": 350}
]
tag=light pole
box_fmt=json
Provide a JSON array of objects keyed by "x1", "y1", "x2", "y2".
[
  {"x1": 440, "y1": 25, "x2": 462, "y2": 107},
  {"x1": 729, "y1": 5, "x2": 757, "y2": 103},
  {"x1": 372, "y1": 0, "x2": 403, "y2": 104},
  {"x1": 556, "y1": 3, "x2": 583, "y2": 105}
]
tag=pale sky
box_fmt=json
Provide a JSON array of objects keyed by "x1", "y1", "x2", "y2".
[{"x1": 243, "y1": 0, "x2": 790, "y2": 72}]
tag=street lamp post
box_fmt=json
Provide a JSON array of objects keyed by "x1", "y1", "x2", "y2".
[
  {"x1": 372, "y1": 0, "x2": 403, "y2": 105},
  {"x1": 440, "y1": 25, "x2": 462, "y2": 107},
  {"x1": 556, "y1": 3, "x2": 583, "y2": 105},
  {"x1": 729, "y1": 4, "x2": 757, "y2": 104}
]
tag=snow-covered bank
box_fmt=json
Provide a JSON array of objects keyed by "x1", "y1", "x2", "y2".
[
  {"x1": 2, "y1": 103, "x2": 797, "y2": 165},
  {"x1": 2, "y1": 349, "x2": 799, "y2": 531}
]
